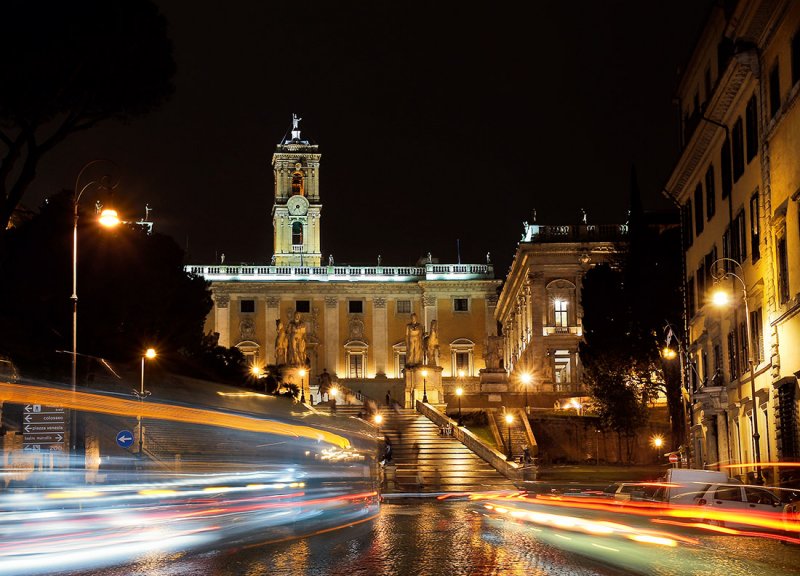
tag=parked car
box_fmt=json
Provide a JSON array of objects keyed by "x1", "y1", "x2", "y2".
[
  {"x1": 651, "y1": 468, "x2": 737, "y2": 504},
  {"x1": 603, "y1": 482, "x2": 662, "y2": 502},
  {"x1": 693, "y1": 483, "x2": 783, "y2": 528}
]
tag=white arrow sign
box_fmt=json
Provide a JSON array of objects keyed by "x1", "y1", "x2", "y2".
[
  {"x1": 24, "y1": 414, "x2": 32, "y2": 422},
  {"x1": 118, "y1": 435, "x2": 132, "y2": 443}
]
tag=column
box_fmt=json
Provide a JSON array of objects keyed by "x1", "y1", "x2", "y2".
[
  {"x1": 214, "y1": 294, "x2": 230, "y2": 347},
  {"x1": 265, "y1": 297, "x2": 280, "y2": 365},
  {"x1": 373, "y1": 297, "x2": 387, "y2": 376},
  {"x1": 324, "y1": 296, "x2": 339, "y2": 376},
  {"x1": 422, "y1": 294, "x2": 437, "y2": 332}
]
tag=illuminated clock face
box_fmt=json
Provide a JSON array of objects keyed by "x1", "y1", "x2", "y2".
[{"x1": 287, "y1": 195, "x2": 309, "y2": 216}]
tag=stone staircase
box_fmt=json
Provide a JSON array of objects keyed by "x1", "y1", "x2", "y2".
[{"x1": 334, "y1": 404, "x2": 518, "y2": 493}]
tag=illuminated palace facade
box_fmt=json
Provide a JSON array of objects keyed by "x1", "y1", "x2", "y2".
[
  {"x1": 668, "y1": 0, "x2": 800, "y2": 481},
  {"x1": 495, "y1": 220, "x2": 627, "y2": 402},
  {"x1": 185, "y1": 122, "x2": 500, "y2": 394}
]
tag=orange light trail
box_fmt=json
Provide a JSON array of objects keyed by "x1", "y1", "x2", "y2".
[{"x1": 0, "y1": 382, "x2": 351, "y2": 448}]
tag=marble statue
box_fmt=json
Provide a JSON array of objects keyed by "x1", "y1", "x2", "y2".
[
  {"x1": 485, "y1": 335, "x2": 503, "y2": 370},
  {"x1": 292, "y1": 113, "x2": 302, "y2": 130},
  {"x1": 424, "y1": 319, "x2": 440, "y2": 367},
  {"x1": 275, "y1": 319, "x2": 288, "y2": 365},
  {"x1": 287, "y1": 311, "x2": 307, "y2": 366},
  {"x1": 405, "y1": 312, "x2": 424, "y2": 366}
]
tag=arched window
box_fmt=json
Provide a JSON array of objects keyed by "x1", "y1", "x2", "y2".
[
  {"x1": 235, "y1": 340, "x2": 261, "y2": 365},
  {"x1": 292, "y1": 221, "x2": 303, "y2": 246},
  {"x1": 450, "y1": 338, "x2": 475, "y2": 377},
  {"x1": 291, "y1": 171, "x2": 305, "y2": 196},
  {"x1": 344, "y1": 340, "x2": 368, "y2": 379}
]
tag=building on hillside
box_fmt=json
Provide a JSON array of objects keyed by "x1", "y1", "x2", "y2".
[
  {"x1": 666, "y1": 0, "x2": 800, "y2": 483},
  {"x1": 185, "y1": 118, "x2": 500, "y2": 406},
  {"x1": 494, "y1": 219, "x2": 628, "y2": 406}
]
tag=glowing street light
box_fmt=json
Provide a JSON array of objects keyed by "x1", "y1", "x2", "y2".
[
  {"x1": 711, "y1": 257, "x2": 763, "y2": 485},
  {"x1": 505, "y1": 412, "x2": 514, "y2": 460},
  {"x1": 299, "y1": 368, "x2": 307, "y2": 403},
  {"x1": 374, "y1": 413, "x2": 383, "y2": 433},
  {"x1": 520, "y1": 372, "x2": 532, "y2": 413},
  {"x1": 455, "y1": 387, "x2": 463, "y2": 425},
  {"x1": 71, "y1": 160, "x2": 120, "y2": 457},
  {"x1": 421, "y1": 369, "x2": 428, "y2": 404},
  {"x1": 135, "y1": 348, "x2": 156, "y2": 455}
]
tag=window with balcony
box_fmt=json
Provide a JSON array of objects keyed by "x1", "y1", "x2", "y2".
[
  {"x1": 777, "y1": 232, "x2": 790, "y2": 305},
  {"x1": 727, "y1": 330, "x2": 739, "y2": 381},
  {"x1": 554, "y1": 299, "x2": 568, "y2": 327},
  {"x1": 750, "y1": 307, "x2": 763, "y2": 366},
  {"x1": 292, "y1": 221, "x2": 303, "y2": 246}
]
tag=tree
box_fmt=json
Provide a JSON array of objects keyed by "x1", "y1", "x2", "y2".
[
  {"x1": 0, "y1": 190, "x2": 214, "y2": 378},
  {"x1": 0, "y1": 0, "x2": 175, "y2": 231}
]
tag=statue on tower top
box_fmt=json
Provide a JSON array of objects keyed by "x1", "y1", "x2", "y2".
[{"x1": 291, "y1": 113, "x2": 302, "y2": 140}]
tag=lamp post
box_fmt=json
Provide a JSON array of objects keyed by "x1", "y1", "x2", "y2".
[
  {"x1": 421, "y1": 369, "x2": 428, "y2": 404},
  {"x1": 651, "y1": 434, "x2": 664, "y2": 463},
  {"x1": 135, "y1": 348, "x2": 156, "y2": 456},
  {"x1": 520, "y1": 372, "x2": 532, "y2": 414},
  {"x1": 505, "y1": 412, "x2": 514, "y2": 460},
  {"x1": 456, "y1": 387, "x2": 463, "y2": 425},
  {"x1": 71, "y1": 160, "x2": 120, "y2": 457},
  {"x1": 299, "y1": 368, "x2": 307, "y2": 403},
  {"x1": 374, "y1": 413, "x2": 383, "y2": 434},
  {"x1": 662, "y1": 322, "x2": 694, "y2": 468},
  {"x1": 711, "y1": 257, "x2": 763, "y2": 485}
]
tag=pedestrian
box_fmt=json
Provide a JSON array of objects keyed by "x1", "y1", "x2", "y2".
[
  {"x1": 331, "y1": 396, "x2": 337, "y2": 413},
  {"x1": 413, "y1": 441, "x2": 420, "y2": 461},
  {"x1": 386, "y1": 390, "x2": 391, "y2": 406},
  {"x1": 384, "y1": 439, "x2": 393, "y2": 463}
]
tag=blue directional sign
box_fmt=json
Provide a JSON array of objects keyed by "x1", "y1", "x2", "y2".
[{"x1": 116, "y1": 430, "x2": 135, "y2": 448}]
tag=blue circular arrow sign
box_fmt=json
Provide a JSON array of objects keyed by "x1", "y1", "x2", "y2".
[{"x1": 116, "y1": 430, "x2": 135, "y2": 448}]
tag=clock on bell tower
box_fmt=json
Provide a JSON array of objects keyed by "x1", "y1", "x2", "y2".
[{"x1": 271, "y1": 114, "x2": 322, "y2": 267}]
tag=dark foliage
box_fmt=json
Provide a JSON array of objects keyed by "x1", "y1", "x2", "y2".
[{"x1": 0, "y1": 0, "x2": 175, "y2": 230}]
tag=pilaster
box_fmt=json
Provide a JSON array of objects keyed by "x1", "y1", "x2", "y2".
[{"x1": 372, "y1": 297, "x2": 387, "y2": 376}]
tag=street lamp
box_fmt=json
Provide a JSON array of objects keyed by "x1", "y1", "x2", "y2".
[
  {"x1": 651, "y1": 434, "x2": 664, "y2": 461},
  {"x1": 455, "y1": 387, "x2": 463, "y2": 425},
  {"x1": 298, "y1": 368, "x2": 306, "y2": 403},
  {"x1": 505, "y1": 412, "x2": 514, "y2": 460},
  {"x1": 711, "y1": 257, "x2": 763, "y2": 485},
  {"x1": 662, "y1": 323, "x2": 694, "y2": 468},
  {"x1": 71, "y1": 160, "x2": 120, "y2": 457},
  {"x1": 134, "y1": 348, "x2": 156, "y2": 456},
  {"x1": 421, "y1": 369, "x2": 428, "y2": 404},
  {"x1": 520, "y1": 372, "x2": 532, "y2": 414},
  {"x1": 374, "y1": 413, "x2": 383, "y2": 433}
]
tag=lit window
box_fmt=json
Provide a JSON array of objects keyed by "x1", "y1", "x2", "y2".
[
  {"x1": 453, "y1": 298, "x2": 469, "y2": 312},
  {"x1": 450, "y1": 338, "x2": 474, "y2": 376},
  {"x1": 554, "y1": 300, "x2": 568, "y2": 327}
]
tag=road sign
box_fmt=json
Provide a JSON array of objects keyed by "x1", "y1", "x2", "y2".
[
  {"x1": 23, "y1": 404, "x2": 66, "y2": 452},
  {"x1": 668, "y1": 453, "x2": 679, "y2": 463},
  {"x1": 116, "y1": 430, "x2": 135, "y2": 448}
]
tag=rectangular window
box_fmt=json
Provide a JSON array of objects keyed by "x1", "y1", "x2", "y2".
[
  {"x1": 295, "y1": 300, "x2": 310, "y2": 313},
  {"x1": 727, "y1": 330, "x2": 739, "y2": 380},
  {"x1": 696, "y1": 263, "x2": 706, "y2": 303},
  {"x1": 705, "y1": 165, "x2": 716, "y2": 219},
  {"x1": 750, "y1": 308, "x2": 763, "y2": 365},
  {"x1": 713, "y1": 343, "x2": 723, "y2": 384},
  {"x1": 701, "y1": 350, "x2": 709, "y2": 386},
  {"x1": 455, "y1": 352, "x2": 470, "y2": 373},
  {"x1": 240, "y1": 299, "x2": 255, "y2": 313},
  {"x1": 745, "y1": 95, "x2": 758, "y2": 162},
  {"x1": 694, "y1": 183, "x2": 704, "y2": 235},
  {"x1": 348, "y1": 354, "x2": 364, "y2": 378},
  {"x1": 554, "y1": 299, "x2": 568, "y2": 327},
  {"x1": 687, "y1": 276, "x2": 696, "y2": 318},
  {"x1": 793, "y1": 31, "x2": 800, "y2": 86},
  {"x1": 770, "y1": 60, "x2": 781, "y2": 118},
  {"x1": 396, "y1": 300, "x2": 411, "y2": 314},
  {"x1": 704, "y1": 248, "x2": 717, "y2": 298},
  {"x1": 721, "y1": 136, "x2": 732, "y2": 199},
  {"x1": 739, "y1": 321, "x2": 749, "y2": 375},
  {"x1": 750, "y1": 192, "x2": 760, "y2": 262},
  {"x1": 348, "y1": 300, "x2": 363, "y2": 314},
  {"x1": 732, "y1": 117, "x2": 744, "y2": 181},
  {"x1": 777, "y1": 234, "x2": 790, "y2": 304},
  {"x1": 683, "y1": 200, "x2": 694, "y2": 247},
  {"x1": 453, "y1": 298, "x2": 469, "y2": 312}
]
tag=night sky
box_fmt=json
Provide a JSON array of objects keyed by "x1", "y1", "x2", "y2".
[{"x1": 30, "y1": 1, "x2": 713, "y2": 277}]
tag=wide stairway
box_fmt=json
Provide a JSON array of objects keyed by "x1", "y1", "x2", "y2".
[{"x1": 361, "y1": 405, "x2": 518, "y2": 493}]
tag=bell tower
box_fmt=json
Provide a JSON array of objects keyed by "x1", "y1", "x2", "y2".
[{"x1": 271, "y1": 114, "x2": 322, "y2": 267}]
